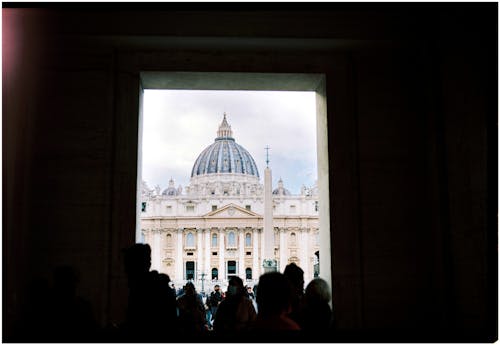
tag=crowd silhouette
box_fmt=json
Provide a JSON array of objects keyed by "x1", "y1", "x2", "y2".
[{"x1": 11, "y1": 243, "x2": 334, "y2": 342}]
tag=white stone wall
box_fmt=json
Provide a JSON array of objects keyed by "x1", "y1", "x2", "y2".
[{"x1": 140, "y1": 175, "x2": 319, "y2": 289}]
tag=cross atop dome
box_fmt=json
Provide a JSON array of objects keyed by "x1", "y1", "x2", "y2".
[{"x1": 217, "y1": 112, "x2": 233, "y2": 139}]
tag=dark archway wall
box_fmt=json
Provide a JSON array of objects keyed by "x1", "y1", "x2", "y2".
[{"x1": 3, "y1": 4, "x2": 497, "y2": 341}]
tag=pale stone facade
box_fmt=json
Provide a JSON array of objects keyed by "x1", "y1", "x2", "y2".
[{"x1": 140, "y1": 114, "x2": 319, "y2": 291}]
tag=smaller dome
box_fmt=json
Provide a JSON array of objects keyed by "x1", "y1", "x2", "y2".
[
  {"x1": 162, "y1": 178, "x2": 179, "y2": 196},
  {"x1": 272, "y1": 178, "x2": 291, "y2": 196}
]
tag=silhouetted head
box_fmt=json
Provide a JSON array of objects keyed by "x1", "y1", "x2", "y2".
[
  {"x1": 158, "y1": 273, "x2": 171, "y2": 284},
  {"x1": 214, "y1": 284, "x2": 220, "y2": 292},
  {"x1": 283, "y1": 263, "x2": 304, "y2": 294},
  {"x1": 305, "y1": 278, "x2": 331, "y2": 304},
  {"x1": 123, "y1": 243, "x2": 151, "y2": 277},
  {"x1": 227, "y1": 276, "x2": 244, "y2": 297},
  {"x1": 184, "y1": 282, "x2": 196, "y2": 295},
  {"x1": 256, "y1": 272, "x2": 293, "y2": 317}
]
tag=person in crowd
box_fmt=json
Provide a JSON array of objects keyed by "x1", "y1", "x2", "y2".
[
  {"x1": 246, "y1": 285, "x2": 258, "y2": 312},
  {"x1": 283, "y1": 262, "x2": 305, "y2": 324},
  {"x1": 251, "y1": 272, "x2": 300, "y2": 332},
  {"x1": 176, "y1": 282, "x2": 207, "y2": 335},
  {"x1": 122, "y1": 243, "x2": 177, "y2": 340},
  {"x1": 17, "y1": 266, "x2": 98, "y2": 342},
  {"x1": 213, "y1": 276, "x2": 257, "y2": 334},
  {"x1": 207, "y1": 284, "x2": 223, "y2": 327},
  {"x1": 299, "y1": 278, "x2": 333, "y2": 332}
]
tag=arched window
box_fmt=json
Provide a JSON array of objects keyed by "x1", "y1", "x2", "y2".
[
  {"x1": 228, "y1": 231, "x2": 236, "y2": 247},
  {"x1": 245, "y1": 233, "x2": 252, "y2": 247},
  {"x1": 166, "y1": 233, "x2": 172, "y2": 247},
  {"x1": 212, "y1": 268, "x2": 218, "y2": 280},
  {"x1": 290, "y1": 232, "x2": 296, "y2": 246},
  {"x1": 186, "y1": 232, "x2": 194, "y2": 247},
  {"x1": 212, "y1": 233, "x2": 218, "y2": 247},
  {"x1": 245, "y1": 268, "x2": 252, "y2": 280}
]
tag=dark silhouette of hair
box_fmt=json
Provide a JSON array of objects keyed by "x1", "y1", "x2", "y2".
[
  {"x1": 283, "y1": 262, "x2": 304, "y2": 293},
  {"x1": 123, "y1": 243, "x2": 151, "y2": 279},
  {"x1": 256, "y1": 272, "x2": 293, "y2": 317},
  {"x1": 283, "y1": 262, "x2": 305, "y2": 324},
  {"x1": 213, "y1": 275, "x2": 256, "y2": 334}
]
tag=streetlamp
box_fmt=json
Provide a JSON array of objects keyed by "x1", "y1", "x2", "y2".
[{"x1": 201, "y1": 272, "x2": 206, "y2": 293}]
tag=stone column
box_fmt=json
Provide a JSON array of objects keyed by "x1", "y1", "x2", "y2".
[
  {"x1": 175, "y1": 228, "x2": 183, "y2": 282},
  {"x1": 152, "y1": 230, "x2": 163, "y2": 272},
  {"x1": 197, "y1": 228, "x2": 203, "y2": 281},
  {"x1": 279, "y1": 228, "x2": 287, "y2": 272},
  {"x1": 219, "y1": 228, "x2": 225, "y2": 281},
  {"x1": 252, "y1": 228, "x2": 259, "y2": 280},
  {"x1": 300, "y1": 228, "x2": 309, "y2": 282},
  {"x1": 238, "y1": 228, "x2": 245, "y2": 279},
  {"x1": 205, "y1": 229, "x2": 210, "y2": 280}
]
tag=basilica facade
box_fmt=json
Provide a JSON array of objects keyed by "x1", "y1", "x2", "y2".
[{"x1": 140, "y1": 114, "x2": 319, "y2": 291}]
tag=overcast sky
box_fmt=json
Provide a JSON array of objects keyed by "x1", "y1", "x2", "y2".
[{"x1": 141, "y1": 90, "x2": 317, "y2": 195}]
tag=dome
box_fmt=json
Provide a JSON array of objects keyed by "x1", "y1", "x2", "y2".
[
  {"x1": 191, "y1": 113, "x2": 259, "y2": 178},
  {"x1": 272, "y1": 178, "x2": 291, "y2": 195},
  {"x1": 162, "y1": 178, "x2": 179, "y2": 196}
]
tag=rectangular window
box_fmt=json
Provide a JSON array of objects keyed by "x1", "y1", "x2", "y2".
[
  {"x1": 290, "y1": 205, "x2": 296, "y2": 213},
  {"x1": 212, "y1": 251, "x2": 218, "y2": 256},
  {"x1": 166, "y1": 205, "x2": 172, "y2": 214},
  {"x1": 186, "y1": 261, "x2": 195, "y2": 280},
  {"x1": 141, "y1": 202, "x2": 147, "y2": 212},
  {"x1": 227, "y1": 261, "x2": 237, "y2": 275},
  {"x1": 314, "y1": 201, "x2": 318, "y2": 212},
  {"x1": 246, "y1": 251, "x2": 251, "y2": 256},
  {"x1": 212, "y1": 205, "x2": 217, "y2": 211},
  {"x1": 245, "y1": 205, "x2": 251, "y2": 211},
  {"x1": 187, "y1": 252, "x2": 194, "y2": 256},
  {"x1": 186, "y1": 205, "x2": 195, "y2": 212}
]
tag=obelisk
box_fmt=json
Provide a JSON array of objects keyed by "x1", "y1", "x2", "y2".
[{"x1": 263, "y1": 146, "x2": 277, "y2": 272}]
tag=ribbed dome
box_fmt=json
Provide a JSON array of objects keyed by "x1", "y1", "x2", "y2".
[{"x1": 191, "y1": 113, "x2": 259, "y2": 178}]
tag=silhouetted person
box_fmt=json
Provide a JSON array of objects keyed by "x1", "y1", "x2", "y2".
[
  {"x1": 14, "y1": 276, "x2": 51, "y2": 341},
  {"x1": 207, "y1": 284, "x2": 223, "y2": 327},
  {"x1": 176, "y1": 282, "x2": 207, "y2": 336},
  {"x1": 299, "y1": 278, "x2": 333, "y2": 333},
  {"x1": 251, "y1": 272, "x2": 300, "y2": 332},
  {"x1": 122, "y1": 243, "x2": 177, "y2": 341},
  {"x1": 283, "y1": 262, "x2": 305, "y2": 324},
  {"x1": 47, "y1": 265, "x2": 97, "y2": 341},
  {"x1": 213, "y1": 276, "x2": 256, "y2": 334}
]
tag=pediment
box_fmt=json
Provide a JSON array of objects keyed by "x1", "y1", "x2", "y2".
[{"x1": 204, "y1": 203, "x2": 260, "y2": 218}]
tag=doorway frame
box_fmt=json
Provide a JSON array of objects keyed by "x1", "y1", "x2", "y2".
[{"x1": 110, "y1": 45, "x2": 363, "y2": 330}]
